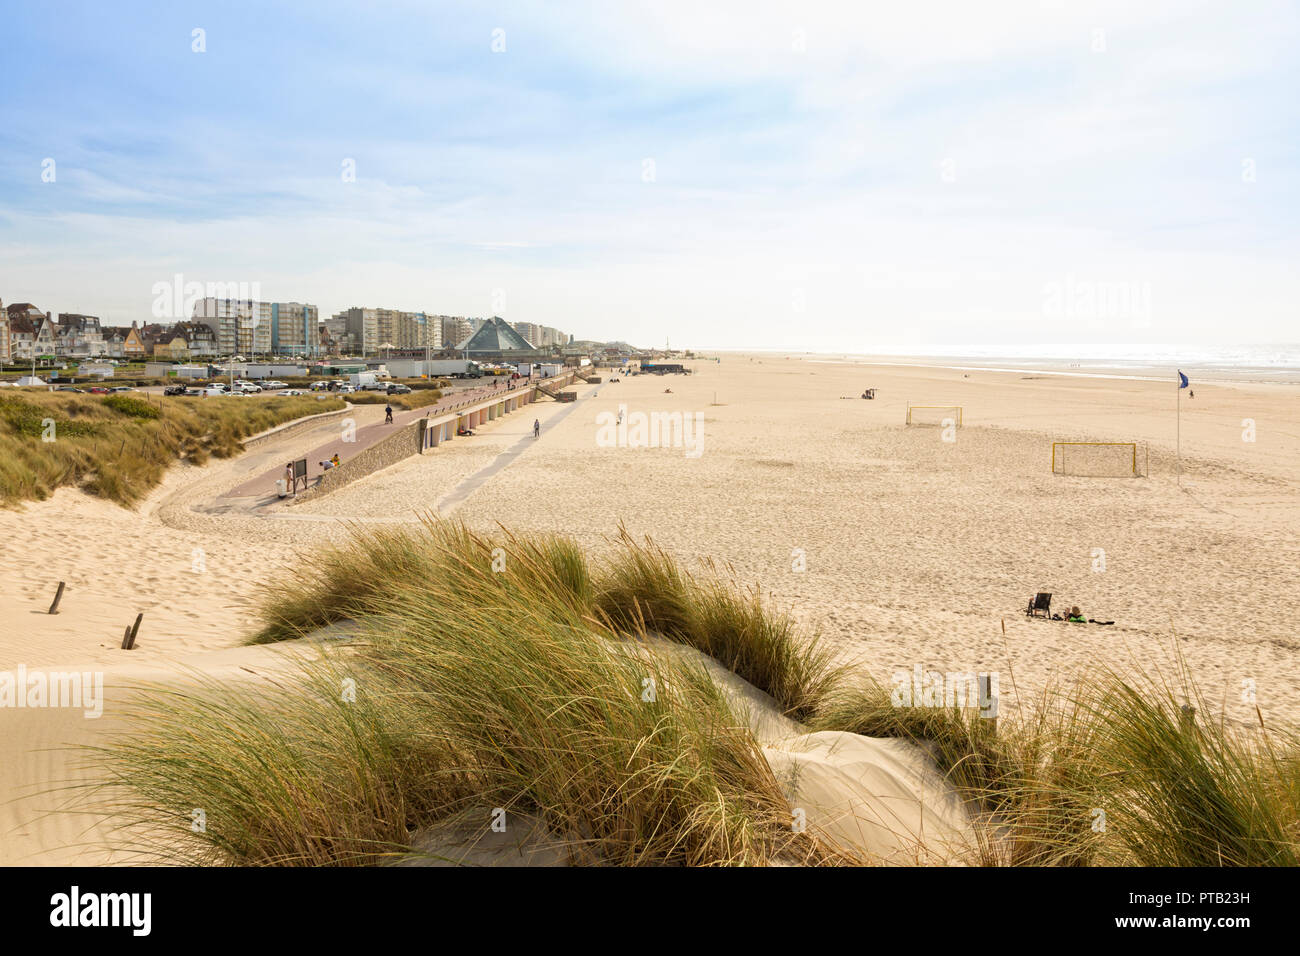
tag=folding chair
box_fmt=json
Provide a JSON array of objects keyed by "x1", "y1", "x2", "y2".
[{"x1": 1026, "y1": 592, "x2": 1052, "y2": 618}]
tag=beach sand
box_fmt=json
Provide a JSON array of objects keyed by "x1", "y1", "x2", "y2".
[{"x1": 3, "y1": 355, "x2": 1298, "y2": 863}]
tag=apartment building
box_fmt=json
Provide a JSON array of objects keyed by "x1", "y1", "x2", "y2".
[
  {"x1": 0, "y1": 299, "x2": 8, "y2": 364},
  {"x1": 414, "y1": 312, "x2": 442, "y2": 351},
  {"x1": 373, "y1": 308, "x2": 416, "y2": 351},
  {"x1": 440, "y1": 316, "x2": 473, "y2": 350},
  {"x1": 333, "y1": 307, "x2": 379, "y2": 356},
  {"x1": 190, "y1": 297, "x2": 272, "y2": 356},
  {"x1": 510, "y1": 321, "x2": 541, "y2": 347},
  {"x1": 270, "y1": 302, "x2": 319, "y2": 356}
]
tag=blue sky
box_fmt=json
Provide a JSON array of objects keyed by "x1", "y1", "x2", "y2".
[{"x1": 1, "y1": 0, "x2": 1297, "y2": 350}]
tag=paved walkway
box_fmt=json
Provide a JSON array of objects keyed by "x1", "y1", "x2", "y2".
[
  {"x1": 436, "y1": 382, "x2": 602, "y2": 514},
  {"x1": 220, "y1": 381, "x2": 531, "y2": 499}
]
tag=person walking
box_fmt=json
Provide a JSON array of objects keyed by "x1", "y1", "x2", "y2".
[
  {"x1": 385, "y1": 403, "x2": 394, "y2": 424},
  {"x1": 533, "y1": 419, "x2": 540, "y2": 439}
]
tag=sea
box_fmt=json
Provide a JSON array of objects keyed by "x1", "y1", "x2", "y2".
[{"x1": 797, "y1": 344, "x2": 1300, "y2": 384}]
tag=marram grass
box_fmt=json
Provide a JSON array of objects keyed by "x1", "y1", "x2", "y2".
[
  {"x1": 89, "y1": 520, "x2": 1300, "y2": 866},
  {"x1": 0, "y1": 391, "x2": 345, "y2": 506}
]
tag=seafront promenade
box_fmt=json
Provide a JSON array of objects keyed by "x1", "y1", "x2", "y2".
[{"x1": 220, "y1": 374, "x2": 575, "y2": 500}]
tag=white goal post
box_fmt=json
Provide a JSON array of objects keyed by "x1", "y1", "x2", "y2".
[
  {"x1": 906, "y1": 405, "x2": 963, "y2": 427},
  {"x1": 1051, "y1": 442, "x2": 1148, "y2": 477}
]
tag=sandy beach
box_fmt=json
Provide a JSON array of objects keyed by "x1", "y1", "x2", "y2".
[{"x1": 3, "y1": 354, "x2": 1299, "y2": 864}]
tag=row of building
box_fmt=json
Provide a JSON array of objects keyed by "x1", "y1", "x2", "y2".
[
  {"x1": 0, "y1": 296, "x2": 573, "y2": 364},
  {"x1": 322, "y1": 310, "x2": 570, "y2": 357}
]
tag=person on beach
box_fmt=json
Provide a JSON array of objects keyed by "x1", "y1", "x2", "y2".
[
  {"x1": 533, "y1": 419, "x2": 540, "y2": 438},
  {"x1": 385, "y1": 404, "x2": 394, "y2": 424},
  {"x1": 1067, "y1": 606, "x2": 1086, "y2": 623}
]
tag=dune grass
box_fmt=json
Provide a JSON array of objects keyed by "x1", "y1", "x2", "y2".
[
  {"x1": 90, "y1": 519, "x2": 1300, "y2": 866},
  {"x1": 93, "y1": 522, "x2": 849, "y2": 866},
  {"x1": 1071, "y1": 669, "x2": 1300, "y2": 866},
  {"x1": 346, "y1": 388, "x2": 444, "y2": 410},
  {"x1": 810, "y1": 663, "x2": 1300, "y2": 866},
  {"x1": 251, "y1": 520, "x2": 837, "y2": 720},
  {"x1": 0, "y1": 390, "x2": 345, "y2": 506},
  {"x1": 593, "y1": 529, "x2": 842, "y2": 721}
]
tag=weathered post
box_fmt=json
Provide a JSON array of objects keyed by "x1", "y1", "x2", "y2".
[
  {"x1": 122, "y1": 613, "x2": 143, "y2": 650},
  {"x1": 47, "y1": 581, "x2": 66, "y2": 614}
]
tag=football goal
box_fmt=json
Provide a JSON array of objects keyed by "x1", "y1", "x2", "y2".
[
  {"x1": 1051, "y1": 442, "x2": 1148, "y2": 477},
  {"x1": 906, "y1": 405, "x2": 963, "y2": 427}
]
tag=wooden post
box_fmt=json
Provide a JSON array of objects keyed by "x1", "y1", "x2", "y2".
[
  {"x1": 47, "y1": 581, "x2": 66, "y2": 614},
  {"x1": 979, "y1": 674, "x2": 998, "y2": 733},
  {"x1": 122, "y1": 613, "x2": 143, "y2": 650}
]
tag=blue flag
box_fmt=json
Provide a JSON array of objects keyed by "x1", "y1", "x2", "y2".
[{"x1": 1178, "y1": 370, "x2": 1189, "y2": 389}]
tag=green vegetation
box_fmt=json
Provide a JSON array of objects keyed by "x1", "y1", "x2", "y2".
[
  {"x1": 90, "y1": 521, "x2": 1300, "y2": 866},
  {"x1": 94, "y1": 521, "x2": 846, "y2": 866},
  {"x1": 0, "y1": 391, "x2": 344, "y2": 507},
  {"x1": 346, "y1": 388, "x2": 443, "y2": 410},
  {"x1": 811, "y1": 665, "x2": 1300, "y2": 866},
  {"x1": 101, "y1": 394, "x2": 161, "y2": 419}
]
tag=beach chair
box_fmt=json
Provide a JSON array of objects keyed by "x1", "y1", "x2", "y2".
[{"x1": 1026, "y1": 592, "x2": 1052, "y2": 618}]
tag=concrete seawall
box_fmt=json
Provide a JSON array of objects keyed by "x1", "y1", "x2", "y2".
[
  {"x1": 241, "y1": 403, "x2": 351, "y2": 450},
  {"x1": 295, "y1": 418, "x2": 423, "y2": 501}
]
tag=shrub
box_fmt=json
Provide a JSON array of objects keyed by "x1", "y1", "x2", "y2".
[{"x1": 102, "y1": 394, "x2": 161, "y2": 419}]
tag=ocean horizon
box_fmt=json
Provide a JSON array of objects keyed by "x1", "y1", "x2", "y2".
[{"x1": 722, "y1": 344, "x2": 1300, "y2": 376}]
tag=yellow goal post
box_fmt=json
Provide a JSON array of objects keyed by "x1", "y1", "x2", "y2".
[
  {"x1": 1051, "y1": 441, "x2": 1148, "y2": 477},
  {"x1": 905, "y1": 405, "x2": 964, "y2": 427}
]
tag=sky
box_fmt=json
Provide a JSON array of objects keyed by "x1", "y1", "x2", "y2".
[{"x1": 1, "y1": 0, "x2": 1297, "y2": 352}]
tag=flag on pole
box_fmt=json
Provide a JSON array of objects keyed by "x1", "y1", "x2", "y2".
[{"x1": 1176, "y1": 370, "x2": 1187, "y2": 484}]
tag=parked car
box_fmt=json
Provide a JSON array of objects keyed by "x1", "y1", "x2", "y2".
[
  {"x1": 234, "y1": 381, "x2": 262, "y2": 393},
  {"x1": 277, "y1": 388, "x2": 307, "y2": 396},
  {"x1": 310, "y1": 381, "x2": 331, "y2": 391},
  {"x1": 109, "y1": 386, "x2": 135, "y2": 393},
  {"x1": 184, "y1": 388, "x2": 204, "y2": 396},
  {"x1": 386, "y1": 383, "x2": 412, "y2": 395},
  {"x1": 55, "y1": 386, "x2": 85, "y2": 393},
  {"x1": 261, "y1": 380, "x2": 288, "y2": 389},
  {"x1": 87, "y1": 386, "x2": 110, "y2": 394},
  {"x1": 163, "y1": 385, "x2": 188, "y2": 396},
  {"x1": 338, "y1": 384, "x2": 357, "y2": 393}
]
